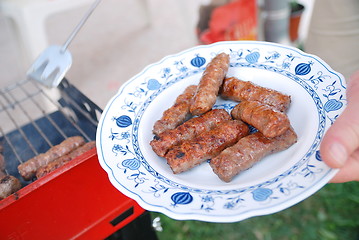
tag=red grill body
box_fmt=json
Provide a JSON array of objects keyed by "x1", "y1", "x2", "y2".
[
  {"x1": 0, "y1": 148, "x2": 146, "y2": 239},
  {"x1": 0, "y1": 79, "x2": 156, "y2": 239}
]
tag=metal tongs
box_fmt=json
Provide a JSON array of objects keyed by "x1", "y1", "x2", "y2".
[{"x1": 27, "y1": 0, "x2": 102, "y2": 88}]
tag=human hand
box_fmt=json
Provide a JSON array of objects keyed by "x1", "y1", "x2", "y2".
[{"x1": 320, "y1": 70, "x2": 359, "y2": 183}]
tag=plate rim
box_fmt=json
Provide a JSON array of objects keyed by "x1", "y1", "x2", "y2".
[{"x1": 96, "y1": 40, "x2": 346, "y2": 223}]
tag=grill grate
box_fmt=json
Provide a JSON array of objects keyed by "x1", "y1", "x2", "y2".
[{"x1": 0, "y1": 78, "x2": 102, "y2": 187}]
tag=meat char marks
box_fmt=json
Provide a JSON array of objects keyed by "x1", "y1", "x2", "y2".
[
  {"x1": 220, "y1": 77, "x2": 291, "y2": 112},
  {"x1": 210, "y1": 127, "x2": 297, "y2": 182},
  {"x1": 153, "y1": 85, "x2": 197, "y2": 135},
  {"x1": 18, "y1": 136, "x2": 85, "y2": 180},
  {"x1": 0, "y1": 175, "x2": 22, "y2": 200},
  {"x1": 165, "y1": 120, "x2": 249, "y2": 174},
  {"x1": 150, "y1": 109, "x2": 231, "y2": 157},
  {"x1": 149, "y1": 52, "x2": 298, "y2": 182},
  {"x1": 190, "y1": 53, "x2": 230, "y2": 116},
  {"x1": 36, "y1": 141, "x2": 96, "y2": 178},
  {"x1": 231, "y1": 101, "x2": 290, "y2": 138}
]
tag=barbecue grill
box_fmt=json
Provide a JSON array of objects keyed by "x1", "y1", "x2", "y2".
[{"x1": 0, "y1": 78, "x2": 158, "y2": 239}]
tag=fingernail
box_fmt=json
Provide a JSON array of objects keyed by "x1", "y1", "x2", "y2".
[{"x1": 329, "y1": 143, "x2": 347, "y2": 167}]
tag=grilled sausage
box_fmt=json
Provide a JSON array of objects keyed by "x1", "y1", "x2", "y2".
[
  {"x1": 190, "y1": 53, "x2": 230, "y2": 116},
  {"x1": 0, "y1": 145, "x2": 4, "y2": 177},
  {"x1": 36, "y1": 141, "x2": 96, "y2": 178},
  {"x1": 18, "y1": 136, "x2": 85, "y2": 180},
  {"x1": 220, "y1": 77, "x2": 291, "y2": 112},
  {"x1": 0, "y1": 154, "x2": 5, "y2": 172},
  {"x1": 150, "y1": 109, "x2": 231, "y2": 157},
  {"x1": 165, "y1": 120, "x2": 249, "y2": 174},
  {"x1": 0, "y1": 175, "x2": 22, "y2": 200},
  {"x1": 0, "y1": 170, "x2": 6, "y2": 179},
  {"x1": 231, "y1": 101, "x2": 290, "y2": 138},
  {"x1": 210, "y1": 127, "x2": 297, "y2": 182},
  {"x1": 153, "y1": 85, "x2": 197, "y2": 135}
]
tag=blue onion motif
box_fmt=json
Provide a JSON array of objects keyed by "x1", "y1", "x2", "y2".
[
  {"x1": 248, "y1": 125, "x2": 258, "y2": 134},
  {"x1": 252, "y1": 188, "x2": 273, "y2": 201},
  {"x1": 324, "y1": 99, "x2": 343, "y2": 112},
  {"x1": 295, "y1": 62, "x2": 313, "y2": 75},
  {"x1": 114, "y1": 115, "x2": 132, "y2": 128},
  {"x1": 191, "y1": 54, "x2": 206, "y2": 68},
  {"x1": 171, "y1": 192, "x2": 193, "y2": 206},
  {"x1": 245, "y1": 51, "x2": 260, "y2": 63},
  {"x1": 122, "y1": 158, "x2": 141, "y2": 170},
  {"x1": 315, "y1": 150, "x2": 322, "y2": 161},
  {"x1": 147, "y1": 79, "x2": 161, "y2": 90}
]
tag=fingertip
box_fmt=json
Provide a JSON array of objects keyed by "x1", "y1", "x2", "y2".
[
  {"x1": 328, "y1": 155, "x2": 359, "y2": 183},
  {"x1": 320, "y1": 119, "x2": 349, "y2": 169},
  {"x1": 320, "y1": 97, "x2": 359, "y2": 168},
  {"x1": 321, "y1": 142, "x2": 347, "y2": 168}
]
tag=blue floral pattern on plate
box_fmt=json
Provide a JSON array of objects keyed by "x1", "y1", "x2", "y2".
[{"x1": 96, "y1": 41, "x2": 346, "y2": 223}]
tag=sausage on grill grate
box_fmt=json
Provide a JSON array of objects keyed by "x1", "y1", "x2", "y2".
[
  {"x1": 0, "y1": 154, "x2": 5, "y2": 172},
  {"x1": 0, "y1": 175, "x2": 22, "y2": 200},
  {"x1": 18, "y1": 136, "x2": 85, "y2": 181},
  {"x1": 36, "y1": 141, "x2": 96, "y2": 178}
]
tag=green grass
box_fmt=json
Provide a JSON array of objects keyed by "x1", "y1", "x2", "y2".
[{"x1": 151, "y1": 182, "x2": 359, "y2": 240}]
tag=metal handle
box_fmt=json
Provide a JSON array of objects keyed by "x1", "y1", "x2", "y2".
[{"x1": 61, "y1": 0, "x2": 103, "y2": 52}]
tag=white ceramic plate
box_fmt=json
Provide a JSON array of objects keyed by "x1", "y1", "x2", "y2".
[{"x1": 96, "y1": 41, "x2": 346, "y2": 223}]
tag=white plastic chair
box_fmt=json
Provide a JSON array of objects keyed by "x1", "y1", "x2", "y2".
[{"x1": 0, "y1": 0, "x2": 94, "y2": 67}]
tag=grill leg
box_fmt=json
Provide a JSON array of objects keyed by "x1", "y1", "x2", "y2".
[{"x1": 106, "y1": 211, "x2": 158, "y2": 240}]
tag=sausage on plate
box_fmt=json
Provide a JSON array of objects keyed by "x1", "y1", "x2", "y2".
[
  {"x1": 165, "y1": 120, "x2": 249, "y2": 174},
  {"x1": 190, "y1": 53, "x2": 230, "y2": 116},
  {"x1": 231, "y1": 101, "x2": 290, "y2": 138},
  {"x1": 18, "y1": 136, "x2": 85, "y2": 180},
  {"x1": 153, "y1": 85, "x2": 197, "y2": 135},
  {"x1": 210, "y1": 127, "x2": 297, "y2": 182},
  {"x1": 220, "y1": 77, "x2": 291, "y2": 112},
  {"x1": 150, "y1": 109, "x2": 231, "y2": 157}
]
